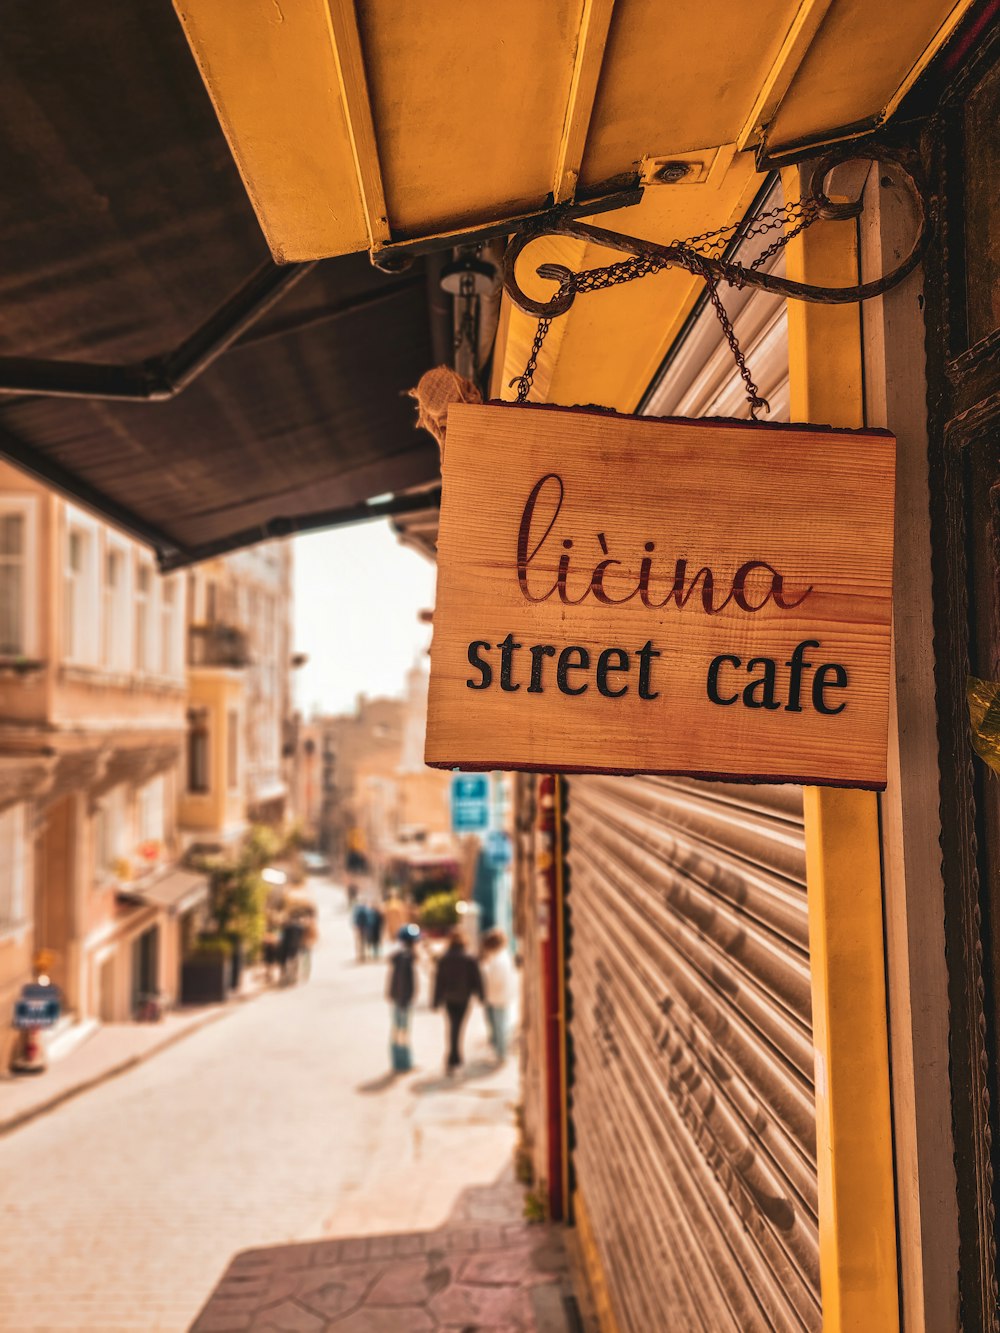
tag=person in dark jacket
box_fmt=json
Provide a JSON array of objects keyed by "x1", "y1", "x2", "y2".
[
  {"x1": 433, "y1": 928, "x2": 484, "y2": 1075},
  {"x1": 367, "y1": 902, "x2": 385, "y2": 958},
  {"x1": 352, "y1": 900, "x2": 371, "y2": 962},
  {"x1": 387, "y1": 924, "x2": 420, "y2": 1073},
  {"x1": 279, "y1": 916, "x2": 305, "y2": 985}
]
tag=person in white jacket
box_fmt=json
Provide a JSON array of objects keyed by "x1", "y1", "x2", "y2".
[{"x1": 480, "y1": 929, "x2": 516, "y2": 1063}]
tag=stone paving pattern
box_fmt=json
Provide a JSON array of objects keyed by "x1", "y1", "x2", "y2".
[
  {"x1": 191, "y1": 1211, "x2": 577, "y2": 1332},
  {"x1": 0, "y1": 883, "x2": 553, "y2": 1331}
]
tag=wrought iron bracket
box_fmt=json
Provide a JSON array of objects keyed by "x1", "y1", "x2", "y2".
[{"x1": 502, "y1": 147, "x2": 933, "y2": 320}]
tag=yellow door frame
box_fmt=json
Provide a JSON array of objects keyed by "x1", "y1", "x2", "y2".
[{"x1": 784, "y1": 165, "x2": 899, "y2": 1333}]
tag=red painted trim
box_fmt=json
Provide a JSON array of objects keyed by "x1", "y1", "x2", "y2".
[
  {"x1": 945, "y1": 0, "x2": 1000, "y2": 71},
  {"x1": 538, "y1": 774, "x2": 567, "y2": 1222},
  {"x1": 476, "y1": 396, "x2": 895, "y2": 440}
]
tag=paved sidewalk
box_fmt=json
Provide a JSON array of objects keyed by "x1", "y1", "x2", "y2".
[
  {"x1": 0, "y1": 881, "x2": 549, "y2": 1331},
  {"x1": 0, "y1": 977, "x2": 265, "y2": 1136},
  {"x1": 192, "y1": 1169, "x2": 590, "y2": 1333}
]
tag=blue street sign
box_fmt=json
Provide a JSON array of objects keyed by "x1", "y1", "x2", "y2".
[
  {"x1": 451, "y1": 773, "x2": 490, "y2": 833},
  {"x1": 13, "y1": 983, "x2": 60, "y2": 1030},
  {"x1": 483, "y1": 829, "x2": 512, "y2": 868}
]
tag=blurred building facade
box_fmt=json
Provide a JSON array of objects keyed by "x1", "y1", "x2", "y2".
[
  {"x1": 180, "y1": 545, "x2": 296, "y2": 854},
  {"x1": 0, "y1": 462, "x2": 300, "y2": 1063},
  {"x1": 314, "y1": 695, "x2": 404, "y2": 864},
  {"x1": 0, "y1": 462, "x2": 192, "y2": 1061},
  {"x1": 312, "y1": 666, "x2": 453, "y2": 869}
]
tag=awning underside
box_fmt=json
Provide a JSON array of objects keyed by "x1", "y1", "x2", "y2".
[
  {"x1": 175, "y1": 0, "x2": 973, "y2": 264},
  {"x1": 0, "y1": 2, "x2": 974, "y2": 567},
  {"x1": 0, "y1": 6, "x2": 440, "y2": 568}
]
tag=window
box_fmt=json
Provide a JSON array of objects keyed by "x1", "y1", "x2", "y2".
[
  {"x1": 187, "y1": 710, "x2": 210, "y2": 794},
  {"x1": 63, "y1": 520, "x2": 97, "y2": 663},
  {"x1": 160, "y1": 578, "x2": 178, "y2": 676},
  {"x1": 0, "y1": 804, "x2": 28, "y2": 932},
  {"x1": 0, "y1": 507, "x2": 28, "y2": 655},
  {"x1": 101, "y1": 544, "x2": 130, "y2": 671},
  {"x1": 227, "y1": 709, "x2": 240, "y2": 791},
  {"x1": 95, "y1": 786, "x2": 127, "y2": 880},
  {"x1": 138, "y1": 776, "x2": 165, "y2": 845},
  {"x1": 135, "y1": 562, "x2": 154, "y2": 672}
]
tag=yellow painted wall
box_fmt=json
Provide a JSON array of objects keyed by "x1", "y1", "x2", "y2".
[{"x1": 179, "y1": 668, "x2": 245, "y2": 839}]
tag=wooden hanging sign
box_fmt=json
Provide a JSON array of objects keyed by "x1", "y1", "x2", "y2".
[{"x1": 425, "y1": 402, "x2": 895, "y2": 789}]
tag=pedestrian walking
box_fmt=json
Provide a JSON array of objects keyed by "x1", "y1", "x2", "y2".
[
  {"x1": 299, "y1": 907, "x2": 319, "y2": 981},
  {"x1": 279, "y1": 915, "x2": 304, "y2": 985},
  {"x1": 352, "y1": 900, "x2": 370, "y2": 962},
  {"x1": 262, "y1": 927, "x2": 282, "y2": 984},
  {"x1": 433, "y1": 928, "x2": 484, "y2": 1075},
  {"x1": 367, "y1": 902, "x2": 385, "y2": 959},
  {"x1": 387, "y1": 924, "x2": 420, "y2": 1072},
  {"x1": 480, "y1": 929, "x2": 516, "y2": 1062}
]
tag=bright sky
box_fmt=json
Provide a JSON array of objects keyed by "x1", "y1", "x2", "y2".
[{"x1": 293, "y1": 519, "x2": 436, "y2": 717}]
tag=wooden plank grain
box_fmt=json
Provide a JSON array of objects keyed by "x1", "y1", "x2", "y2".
[{"x1": 426, "y1": 401, "x2": 895, "y2": 788}]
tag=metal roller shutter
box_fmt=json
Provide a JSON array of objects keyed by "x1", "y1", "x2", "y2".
[{"x1": 567, "y1": 774, "x2": 819, "y2": 1332}]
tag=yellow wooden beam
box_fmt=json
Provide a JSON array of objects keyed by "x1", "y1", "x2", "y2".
[
  {"x1": 573, "y1": 1189, "x2": 623, "y2": 1333},
  {"x1": 553, "y1": 0, "x2": 617, "y2": 204},
  {"x1": 736, "y1": 0, "x2": 836, "y2": 151},
  {"x1": 783, "y1": 164, "x2": 899, "y2": 1333},
  {"x1": 323, "y1": 0, "x2": 391, "y2": 249}
]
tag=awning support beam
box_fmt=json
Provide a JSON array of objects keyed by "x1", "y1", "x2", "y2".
[
  {"x1": 0, "y1": 269, "x2": 428, "y2": 402},
  {"x1": 325, "y1": 0, "x2": 391, "y2": 250},
  {"x1": 157, "y1": 487, "x2": 442, "y2": 572},
  {"x1": 552, "y1": 0, "x2": 617, "y2": 204},
  {"x1": 736, "y1": 0, "x2": 836, "y2": 152},
  {"x1": 0, "y1": 261, "x2": 316, "y2": 402}
]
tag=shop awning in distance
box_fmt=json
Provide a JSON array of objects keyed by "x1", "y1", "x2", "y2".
[
  {"x1": 119, "y1": 868, "x2": 209, "y2": 916},
  {"x1": 174, "y1": 0, "x2": 973, "y2": 265},
  {"x1": 0, "y1": 6, "x2": 441, "y2": 568}
]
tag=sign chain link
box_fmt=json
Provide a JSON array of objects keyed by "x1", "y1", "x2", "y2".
[{"x1": 510, "y1": 196, "x2": 822, "y2": 416}]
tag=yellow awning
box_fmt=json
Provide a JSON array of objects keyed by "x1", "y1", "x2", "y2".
[{"x1": 173, "y1": 0, "x2": 970, "y2": 264}]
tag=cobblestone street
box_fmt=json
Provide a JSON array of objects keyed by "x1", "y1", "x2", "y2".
[{"x1": 0, "y1": 884, "x2": 526, "y2": 1331}]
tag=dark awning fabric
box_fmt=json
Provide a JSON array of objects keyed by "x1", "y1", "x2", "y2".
[{"x1": 0, "y1": 6, "x2": 440, "y2": 567}]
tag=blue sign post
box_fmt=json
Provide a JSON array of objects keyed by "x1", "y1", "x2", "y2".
[
  {"x1": 451, "y1": 774, "x2": 490, "y2": 833},
  {"x1": 483, "y1": 829, "x2": 512, "y2": 868}
]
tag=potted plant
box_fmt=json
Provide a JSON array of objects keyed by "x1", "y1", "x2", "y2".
[
  {"x1": 180, "y1": 934, "x2": 232, "y2": 1004},
  {"x1": 418, "y1": 890, "x2": 461, "y2": 938}
]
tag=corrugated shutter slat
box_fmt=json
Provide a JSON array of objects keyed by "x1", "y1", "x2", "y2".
[{"x1": 568, "y1": 773, "x2": 820, "y2": 1332}]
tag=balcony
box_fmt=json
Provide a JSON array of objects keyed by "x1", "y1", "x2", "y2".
[{"x1": 188, "y1": 624, "x2": 251, "y2": 669}]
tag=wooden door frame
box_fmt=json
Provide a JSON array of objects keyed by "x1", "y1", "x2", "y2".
[{"x1": 921, "y1": 15, "x2": 1000, "y2": 1329}]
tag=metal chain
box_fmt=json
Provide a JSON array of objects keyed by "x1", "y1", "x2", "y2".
[
  {"x1": 454, "y1": 268, "x2": 480, "y2": 377},
  {"x1": 512, "y1": 197, "x2": 822, "y2": 413},
  {"x1": 749, "y1": 197, "x2": 820, "y2": 271},
  {"x1": 509, "y1": 276, "x2": 571, "y2": 403},
  {"x1": 702, "y1": 271, "x2": 770, "y2": 420}
]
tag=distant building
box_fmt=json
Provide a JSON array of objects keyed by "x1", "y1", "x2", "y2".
[
  {"x1": 314, "y1": 696, "x2": 405, "y2": 863},
  {"x1": 396, "y1": 664, "x2": 451, "y2": 838},
  {"x1": 180, "y1": 544, "x2": 296, "y2": 854},
  {"x1": 292, "y1": 718, "x2": 322, "y2": 845},
  {"x1": 311, "y1": 666, "x2": 454, "y2": 873}
]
